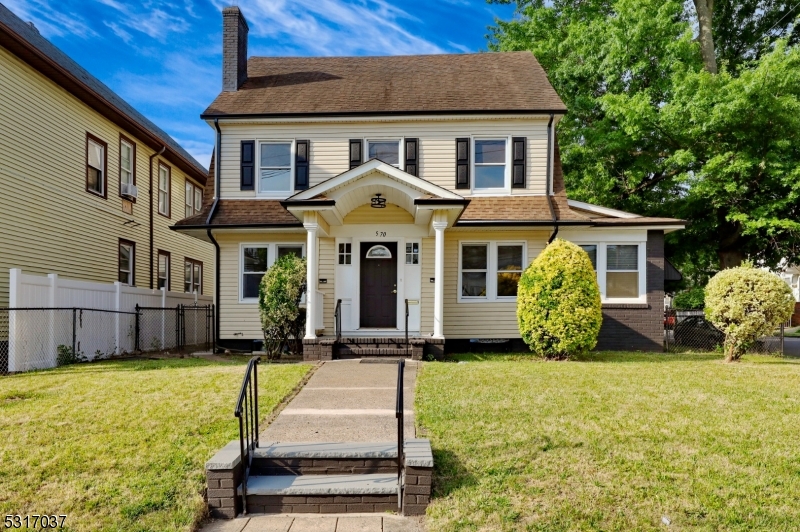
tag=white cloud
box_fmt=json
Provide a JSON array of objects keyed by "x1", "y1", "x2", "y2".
[
  {"x1": 3, "y1": 0, "x2": 97, "y2": 38},
  {"x1": 93, "y1": 0, "x2": 191, "y2": 41},
  {"x1": 112, "y1": 53, "x2": 218, "y2": 108},
  {"x1": 210, "y1": 0, "x2": 446, "y2": 56}
]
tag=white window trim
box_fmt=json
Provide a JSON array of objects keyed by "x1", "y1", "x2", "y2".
[
  {"x1": 119, "y1": 242, "x2": 134, "y2": 286},
  {"x1": 338, "y1": 242, "x2": 353, "y2": 266},
  {"x1": 157, "y1": 252, "x2": 170, "y2": 290},
  {"x1": 405, "y1": 240, "x2": 421, "y2": 265},
  {"x1": 458, "y1": 240, "x2": 526, "y2": 302},
  {"x1": 470, "y1": 136, "x2": 512, "y2": 195},
  {"x1": 158, "y1": 163, "x2": 170, "y2": 216},
  {"x1": 185, "y1": 180, "x2": 202, "y2": 217},
  {"x1": 365, "y1": 138, "x2": 404, "y2": 170},
  {"x1": 257, "y1": 139, "x2": 295, "y2": 198},
  {"x1": 572, "y1": 241, "x2": 647, "y2": 303},
  {"x1": 239, "y1": 242, "x2": 306, "y2": 302},
  {"x1": 120, "y1": 139, "x2": 133, "y2": 186}
]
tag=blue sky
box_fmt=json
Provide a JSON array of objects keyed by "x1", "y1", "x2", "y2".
[{"x1": 5, "y1": 0, "x2": 516, "y2": 168}]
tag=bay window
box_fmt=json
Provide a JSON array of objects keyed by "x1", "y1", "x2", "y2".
[{"x1": 459, "y1": 242, "x2": 525, "y2": 301}]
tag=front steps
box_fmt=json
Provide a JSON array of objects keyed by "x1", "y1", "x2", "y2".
[
  {"x1": 303, "y1": 336, "x2": 444, "y2": 361},
  {"x1": 206, "y1": 440, "x2": 433, "y2": 518}
]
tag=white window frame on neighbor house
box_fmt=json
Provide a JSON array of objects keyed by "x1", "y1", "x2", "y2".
[
  {"x1": 158, "y1": 163, "x2": 171, "y2": 217},
  {"x1": 239, "y1": 242, "x2": 306, "y2": 302},
  {"x1": 257, "y1": 140, "x2": 295, "y2": 197},
  {"x1": 365, "y1": 138, "x2": 403, "y2": 170},
  {"x1": 119, "y1": 136, "x2": 135, "y2": 196},
  {"x1": 471, "y1": 136, "x2": 512, "y2": 195},
  {"x1": 185, "y1": 180, "x2": 203, "y2": 217},
  {"x1": 573, "y1": 241, "x2": 647, "y2": 303},
  {"x1": 458, "y1": 240, "x2": 526, "y2": 302}
]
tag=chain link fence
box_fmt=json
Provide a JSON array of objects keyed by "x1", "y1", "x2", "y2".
[
  {"x1": 1, "y1": 304, "x2": 214, "y2": 375},
  {"x1": 664, "y1": 308, "x2": 784, "y2": 355}
]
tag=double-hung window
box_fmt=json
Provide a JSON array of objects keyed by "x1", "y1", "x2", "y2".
[
  {"x1": 119, "y1": 239, "x2": 134, "y2": 286},
  {"x1": 86, "y1": 134, "x2": 106, "y2": 197},
  {"x1": 157, "y1": 251, "x2": 170, "y2": 290},
  {"x1": 367, "y1": 139, "x2": 400, "y2": 168},
  {"x1": 240, "y1": 243, "x2": 305, "y2": 301},
  {"x1": 460, "y1": 242, "x2": 525, "y2": 301},
  {"x1": 473, "y1": 138, "x2": 508, "y2": 191},
  {"x1": 185, "y1": 181, "x2": 202, "y2": 217},
  {"x1": 119, "y1": 137, "x2": 135, "y2": 197},
  {"x1": 158, "y1": 163, "x2": 171, "y2": 217},
  {"x1": 184, "y1": 259, "x2": 202, "y2": 294},
  {"x1": 580, "y1": 245, "x2": 597, "y2": 270},
  {"x1": 259, "y1": 141, "x2": 292, "y2": 194},
  {"x1": 576, "y1": 243, "x2": 644, "y2": 301}
]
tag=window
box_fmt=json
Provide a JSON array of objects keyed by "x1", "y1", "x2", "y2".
[
  {"x1": 86, "y1": 134, "x2": 106, "y2": 196},
  {"x1": 473, "y1": 138, "x2": 507, "y2": 190},
  {"x1": 118, "y1": 239, "x2": 134, "y2": 286},
  {"x1": 184, "y1": 259, "x2": 202, "y2": 294},
  {"x1": 242, "y1": 247, "x2": 268, "y2": 299},
  {"x1": 366, "y1": 245, "x2": 392, "y2": 259},
  {"x1": 367, "y1": 140, "x2": 400, "y2": 167},
  {"x1": 259, "y1": 141, "x2": 292, "y2": 194},
  {"x1": 158, "y1": 163, "x2": 171, "y2": 217},
  {"x1": 185, "y1": 181, "x2": 203, "y2": 217},
  {"x1": 119, "y1": 136, "x2": 135, "y2": 197},
  {"x1": 157, "y1": 251, "x2": 170, "y2": 290},
  {"x1": 460, "y1": 242, "x2": 526, "y2": 301},
  {"x1": 240, "y1": 243, "x2": 305, "y2": 301},
  {"x1": 606, "y1": 244, "x2": 639, "y2": 298},
  {"x1": 338, "y1": 243, "x2": 352, "y2": 265},
  {"x1": 580, "y1": 245, "x2": 597, "y2": 270},
  {"x1": 405, "y1": 242, "x2": 419, "y2": 265}
]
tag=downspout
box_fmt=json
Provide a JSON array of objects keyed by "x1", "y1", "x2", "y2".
[
  {"x1": 149, "y1": 145, "x2": 166, "y2": 289},
  {"x1": 545, "y1": 113, "x2": 559, "y2": 244},
  {"x1": 206, "y1": 118, "x2": 222, "y2": 351}
]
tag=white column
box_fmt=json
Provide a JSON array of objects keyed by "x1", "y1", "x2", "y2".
[
  {"x1": 304, "y1": 221, "x2": 319, "y2": 339},
  {"x1": 432, "y1": 221, "x2": 447, "y2": 339}
]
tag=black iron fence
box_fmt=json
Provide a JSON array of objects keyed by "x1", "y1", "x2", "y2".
[
  {"x1": 664, "y1": 308, "x2": 784, "y2": 355},
  {"x1": 0, "y1": 304, "x2": 214, "y2": 375}
]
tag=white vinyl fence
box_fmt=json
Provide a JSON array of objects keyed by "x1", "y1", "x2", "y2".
[{"x1": 4, "y1": 269, "x2": 213, "y2": 372}]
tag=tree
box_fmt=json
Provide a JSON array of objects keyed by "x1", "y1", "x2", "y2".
[
  {"x1": 258, "y1": 254, "x2": 307, "y2": 360},
  {"x1": 517, "y1": 239, "x2": 602, "y2": 359},
  {"x1": 694, "y1": 0, "x2": 718, "y2": 73},
  {"x1": 704, "y1": 263, "x2": 794, "y2": 361}
]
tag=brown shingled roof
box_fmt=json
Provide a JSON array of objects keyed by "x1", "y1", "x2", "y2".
[{"x1": 202, "y1": 52, "x2": 567, "y2": 117}]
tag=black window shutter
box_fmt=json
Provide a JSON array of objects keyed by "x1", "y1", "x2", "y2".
[
  {"x1": 349, "y1": 139, "x2": 362, "y2": 169},
  {"x1": 240, "y1": 140, "x2": 254, "y2": 191},
  {"x1": 295, "y1": 140, "x2": 309, "y2": 190},
  {"x1": 512, "y1": 137, "x2": 526, "y2": 188},
  {"x1": 404, "y1": 138, "x2": 418, "y2": 176},
  {"x1": 455, "y1": 137, "x2": 470, "y2": 189}
]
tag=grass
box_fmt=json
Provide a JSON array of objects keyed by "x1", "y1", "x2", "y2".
[
  {"x1": 0, "y1": 357, "x2": 310, "y2": 532},
  {"x1": 416, "y1": 351, "x2": 800, "y2": 531}
]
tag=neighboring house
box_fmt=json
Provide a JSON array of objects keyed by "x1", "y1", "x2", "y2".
[
  {"x1": 174, "y1": 7, "x2": 685, "y2": 356},
  {"x1": 0, "y1": 4, "x2": 214, "y2": 305}
]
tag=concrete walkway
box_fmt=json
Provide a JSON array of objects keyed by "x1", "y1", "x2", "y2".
[
  {"x1": 203, "y1": 514, "x2": 421, "y2": 532},
  {"x1": 262, "y1": 359, "x2": 418, "y2": 443}
]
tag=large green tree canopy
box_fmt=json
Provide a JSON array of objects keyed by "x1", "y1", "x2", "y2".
[{"x1": 489, "y1": 0, "x2": 800, "y2": 282}]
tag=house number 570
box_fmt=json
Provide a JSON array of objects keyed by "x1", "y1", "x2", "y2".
[{"x1": 375, "y1": 231, "x2": 387, "y2": 237}]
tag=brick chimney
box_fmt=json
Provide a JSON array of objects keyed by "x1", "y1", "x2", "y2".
[{"x1": 222, "y1": 6, "x2": 248, "y2": 92}]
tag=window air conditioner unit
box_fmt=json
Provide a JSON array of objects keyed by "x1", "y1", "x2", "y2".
[{"x1": 121, "y1": 183, "x2": 138, "y2": 199}]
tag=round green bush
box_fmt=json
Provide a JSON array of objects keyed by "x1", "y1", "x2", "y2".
[
  {"x1": 672, "y1": 286, "x2": 705, "y2": 309},
  {"x1": 517, "y1": 239, "x2": 602, "y2": 359},
  {"x1": 704, "y1": 263, "x2": 794, "y2": 361},
  {"x1": 258, "y1": 254, "x2": 307, "y2": 359}
]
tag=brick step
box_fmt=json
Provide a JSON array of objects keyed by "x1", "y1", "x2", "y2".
[
  {"x1": 336, "y1": 347, "x2": 412, "y2": 357},
  {"x1": 253, "y1": 442, "x2": 398, "y2": 475},
  {"x1": 242, "y1": 473, "x2": 400, "y2": 514}
]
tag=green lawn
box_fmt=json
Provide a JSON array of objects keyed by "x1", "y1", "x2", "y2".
[
  {"x1": 416, "y1": 352, "x2": 800, "y2": 531},
  {"x1": 0, "y1": 357, "x2": 310, "y2": 532}
]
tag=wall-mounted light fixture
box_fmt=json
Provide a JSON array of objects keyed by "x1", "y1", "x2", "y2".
[{"x1": 371, "y1": 193, "x2": 387, "y2": 208}]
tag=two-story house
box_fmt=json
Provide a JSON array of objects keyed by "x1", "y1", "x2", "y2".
[
  {"x1": 0, "y1": 4, "x2": 214, "y2": 306},
  {"x1": 175, "y1": 7, "x2": 684, "y2": 357}
]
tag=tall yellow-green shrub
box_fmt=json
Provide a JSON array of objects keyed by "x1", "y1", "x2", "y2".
[
  {"x1": 704, "y1": 263, "x2": 794, "y2": 361},
  {"x1": 517, "y1": 239, "x2": 602, "y2": 358}
]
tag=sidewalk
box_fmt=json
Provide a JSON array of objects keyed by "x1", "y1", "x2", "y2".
[{"x1": 204, "y1": 514, "x2": 420, "y2": 532}]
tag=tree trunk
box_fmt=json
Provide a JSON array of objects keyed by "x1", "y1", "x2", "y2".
[
  {"x1": 718, "y1": 249, "x2": 744, "y2": 270},
  {"x1": 693, "y1": 0, "x2": 718, "y2": 73}
]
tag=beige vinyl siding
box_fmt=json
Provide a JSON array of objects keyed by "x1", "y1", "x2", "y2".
[
  {"x1": 219, "y1": 120, "x2": 549, "y2": 198},
  {"x1": 443, "y1": 230, "x2": 548, "y2": 339},
  {"x1": 0, "y1": 45, "x2": 213, "y2": 306},
  {"x1": 216, "y1": 231, "x2": 306, "y2": 339},
  {"x1": 319, "y1": 237, "x2": 335, "y2": 331},
  {"x1": 342, "y1": 204, "x2": 414, "y2": 225}
]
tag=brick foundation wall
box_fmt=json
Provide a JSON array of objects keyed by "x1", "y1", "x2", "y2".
[
  {"x1": 253, "y1": 457, "x2": 397, "y2": 475},
  {"x1": 402, "y1": 465, "x2": 433, "y2": 516},
  {"x1": 206, "y1": 459, "x2": 243, "y2": 518},
  {"x1": 596, "y1": 230, "x2": 665, "y2": 352},
  {"x1": 247, "y1": 494, "x2": 399, "y2": 514}
]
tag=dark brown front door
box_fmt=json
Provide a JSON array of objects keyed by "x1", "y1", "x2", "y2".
[{"x1": 360, "y1": 242, "x2": 398, "y2": 328}]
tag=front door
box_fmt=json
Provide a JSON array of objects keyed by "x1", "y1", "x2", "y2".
[{"x1": 360, "y1": 242, "x2": 398, "y2": 328}]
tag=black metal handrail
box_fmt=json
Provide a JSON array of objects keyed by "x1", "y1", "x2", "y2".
[
  {"x1": 395, "y1": 358, "x2": 405, "y2": 509},
  {"x1": 404, "y1": 299, "x2": 410, "y2": 356},
  {"x1": 234, "y1": 356, "x2": 260, "y2": 514},
  {"x1": 334, "y1": 298, "x2": 343, "y2": 343}
]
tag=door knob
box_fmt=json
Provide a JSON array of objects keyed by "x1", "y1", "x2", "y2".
[{"x1": 392, "y1": 290, "x2": 397, "y2": 294}]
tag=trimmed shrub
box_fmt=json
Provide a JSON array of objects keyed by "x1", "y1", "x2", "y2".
[
  {"x1": 704, "y1": 263, "x2": 794, "y2": 362},
  {"x1": 517, "y1": 239, "x2": 602, "y2": 359},
  {"x1": 258, "y1": 254, "x2": 307, "y2": 359},
  {"x1": 673, "y1": 286, "x2": 705, "y2": 309}
]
